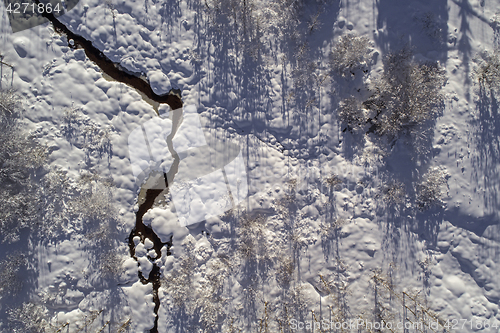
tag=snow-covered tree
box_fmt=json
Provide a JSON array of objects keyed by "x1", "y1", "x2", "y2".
[
  {"x1": 0, "y1": 253, "x2": 27, "y2": 297},
  {"x1": 473, "y1": 49, "x2": 500, "y2": 93},
  {"x1": 330, "y1": 34, "x2": 373, "y2": 77},
  {"x1": 337, "y1": 96, "x2": 367, "y2": 130},
  {"x1": 196, "y1": 257, "x2": 231, "y2": 332},
  {"x1": 380, "y1": 180, "x2": 406, "y2": 206},
  {"x1": 364, "y1": 48, "x2": 446, "y2": 137},
  {"x1": 237, "y1": 213, "x2": 272, "y2": 262},
  {"x1": 61, "y1": 107, "x2": 112, "y2": 164},
  {"x1": 0, "y1": 89, "x2": 20, "y2": 120},
  {"x1": 99, "y1": 251, "x2": 125, "y2": 280},
  {"x1": 74, "y1": 171, "x2": 116, "y2": 225},
  {"x1": 0, "y1": 89, "x2": 48, "y2": 243},
  {"x1": 161, "y1": 236, "x2": 197, "y2": 311},
  {"x1": 275, "y1": 255, "x2": 295, "y2": 289},
  {"x1": 492, "y1": 12, "x2": 500, "y2": 46},
  {"x1": 416, "y1": 167, "x2": 448, "y2": 210},
  {"x1": 7, "y1": 302, "x2": 49, "y2": 333}
]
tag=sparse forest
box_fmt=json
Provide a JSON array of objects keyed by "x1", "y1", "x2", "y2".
[{"x1": 1, "y1": 0, "x2": 499, "y2": 331}]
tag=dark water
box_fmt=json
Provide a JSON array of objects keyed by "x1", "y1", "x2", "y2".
[
  {"x1": 35, "y1": 4, "x2": 181, "y2": 332},
  {"x1": 128, "y1": 107, "x2": 183, "y2": 333}
]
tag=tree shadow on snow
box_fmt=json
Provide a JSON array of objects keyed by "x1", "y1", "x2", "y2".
[
  {"x1": 159, "y1": 0, "x2": 182, "y2": 39},
  {"x1": 375, "y1": 0, "x2": 448, "y2": 63},
  {"x1": 471, "y1": 88, "x2": 500, "y2": 222}
]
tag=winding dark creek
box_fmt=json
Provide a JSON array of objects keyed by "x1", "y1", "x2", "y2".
[{"x1": 35, "y1": 4, "x2": 181, "y2": 332}]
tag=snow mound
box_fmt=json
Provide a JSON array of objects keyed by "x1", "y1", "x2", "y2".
[{"x1": 147, "y1": 70, "x2": 171, "y2": 96}]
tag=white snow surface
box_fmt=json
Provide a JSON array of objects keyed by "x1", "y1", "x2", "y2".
[{"x1": 0, "y1": 0, "x2": 500, "y2": 331}]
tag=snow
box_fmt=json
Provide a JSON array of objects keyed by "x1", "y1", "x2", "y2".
[
  {"x1": 144, "y1": 207, "x2": 189, "y2": 245},
  {"x1": 122, "y1": 281, "x2": 156, "y2": 332},
  {"x1": 1, "y1": 0, "x2": 500, "y2": 331},
  {"x1": 171, "y1": 104, "x2": 206, "y2": 153},
  {"x1": 170, "y1": 168, "x2": 231, "y2": 226},
  {"x1": 147, "y1": 70, "x2": 171, "y2": 96}
]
